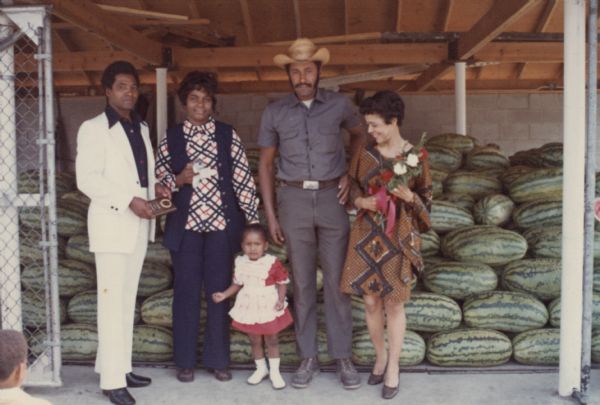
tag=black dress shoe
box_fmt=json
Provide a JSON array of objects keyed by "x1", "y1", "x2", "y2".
[
  {"x1": 126, "y1": 372, "x2": 152, "y2": 388},
  {"x1": 367, "y1": 372, "x2": 384, "y2": 385},
  {"x1": 382, "y1": 383, "x2": 400, "y2": 399},
  {"x1": 102, "y1": 388, "x2": 136, "y2": 405}
]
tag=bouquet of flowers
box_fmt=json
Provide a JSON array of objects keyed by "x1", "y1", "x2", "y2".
[{"x1": 368, "y1": 133, "x2": 428, "y2": 236}]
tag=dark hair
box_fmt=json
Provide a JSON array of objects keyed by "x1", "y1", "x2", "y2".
[
  {"x1": 177, "y1": 71, "x2": 218, "y2": 108},
  {"x1": 101, "y1": 60, "x2": 140, "y2": 90},
  {"x1": 359, "y1": 90, "x2": 405, "y2": 126},
  {"x1": 242, "y1": 223, "x2": 268, "y2": 243},
  {"x1": 0, "y1": 330, "x2": 27, "y2": 381}
]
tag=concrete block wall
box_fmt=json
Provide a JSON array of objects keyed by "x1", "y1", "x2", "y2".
[{"x1": 57, "y1": 92, "x2": 597, "y2": 171}]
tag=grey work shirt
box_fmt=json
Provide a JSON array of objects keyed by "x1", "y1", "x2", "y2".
[{"x1": 257, "y1": 88, "x2": 361, "y2": 182}]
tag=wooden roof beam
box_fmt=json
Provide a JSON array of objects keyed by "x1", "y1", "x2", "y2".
[
  {"x1": 239, "y1": 0, "x2": 262, "y2": 80},
  {"x1": 395, "y1": 0, "x2": 403, "y2": 32},
  {"x1": 515, "y1": 0, "x2": 557, "y2": 79},
  {"x1": 50, "y1": 0, "x2": 164, "y2": 65},
  {"x1": 53, "y1": 29, "x2": 94, "y2": 86},
  {"x1": 409, "y1": 0, "x2": 541, "y2": 91},
  {"x1": 44, "y1": 41, "x2": 571, "y2": 73},
  {"x1": 437, "y1": 0, "x2": 454, "y2": 32},
  {"x1": 292, "y1": 0, "x2": 302, "y2": 38},
  {"x1": 188, "y1": 1, "x2": 200, "y2": 18},
  {"x1": 95, "y1": 4, "x2": 189, "y2": 21}
]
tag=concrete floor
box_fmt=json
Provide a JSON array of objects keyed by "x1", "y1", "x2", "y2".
[{"x1": 25, "y1": 365, "x2": 600, "y2": 405}]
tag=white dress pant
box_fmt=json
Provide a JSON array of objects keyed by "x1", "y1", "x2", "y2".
[{"x1": 94, "y1": 219, "x2": 149, "y2": 390}]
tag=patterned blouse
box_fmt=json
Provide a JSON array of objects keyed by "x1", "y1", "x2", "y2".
[{"x1": 155, "y1": 117, "x2": 259, "y2": 232}]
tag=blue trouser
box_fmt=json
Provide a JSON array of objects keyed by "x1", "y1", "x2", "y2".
[{"x1": 171, "y1": 230, "x2": 233, "y2": 369}]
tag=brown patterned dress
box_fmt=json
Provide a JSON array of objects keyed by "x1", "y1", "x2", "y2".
[{"x1": 340, "y1": 143, "x2": 432, "y2": 303}]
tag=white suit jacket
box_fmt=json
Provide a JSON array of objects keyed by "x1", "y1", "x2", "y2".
[{"x1": 76, "y1": 112, "x2": 156, "y2": 253}]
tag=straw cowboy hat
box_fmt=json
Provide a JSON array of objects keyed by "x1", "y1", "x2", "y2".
[{"x1": 273, "y1": 38, "x2": 330, "y2": 68}]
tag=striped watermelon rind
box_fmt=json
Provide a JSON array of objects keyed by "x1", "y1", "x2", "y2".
[
  {"x1": 405, "y1": 292, "x2": 462, "y2": 332},
  {"x1": 423, "y1": 261, "x2": 498, "y2": 299},
  {"x1": 512, "y1": 328, "x2": 560, "y2": 365},
  {"x1": 352, "y1": 329, "x2": 425, "y2": 366},
  {"x1": 426, "y1": 329, "x2": 512, "y2": 367}
]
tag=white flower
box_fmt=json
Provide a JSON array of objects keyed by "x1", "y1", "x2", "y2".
[
  {"x1": 406, "y1": 153, "x2": 419, "y2": 167},
  {"x1": 393, "y1": 162, "x2": 407, "y2": 175}
]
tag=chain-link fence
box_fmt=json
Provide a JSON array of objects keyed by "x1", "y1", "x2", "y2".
[{"x1": 0, "y1": 6, "x2": 61, "y2": 386}]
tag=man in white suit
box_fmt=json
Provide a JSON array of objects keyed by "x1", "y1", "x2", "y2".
[{"x1": 76, "y1": 61, "x2": 170, "y2": 405}]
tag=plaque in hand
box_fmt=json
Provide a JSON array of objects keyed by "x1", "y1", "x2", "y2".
[{"x1": 148, "y1": 197, "x2": 176, "y2": 217}]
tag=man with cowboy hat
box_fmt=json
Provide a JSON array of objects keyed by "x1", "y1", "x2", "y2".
[{"x1": 258, "y1": 38, "x2": 366, "y2": 390}]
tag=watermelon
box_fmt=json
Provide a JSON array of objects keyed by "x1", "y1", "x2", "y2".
[
  {"x1": 423, "y1": 261, "x2": 497, "y2": 299},
  {"x1": 421, "y1": 229, "x2": 440, "y2": 257},
  {"x1": 524, "y1": 226, "x2": 600, "y2": 259},
  {"x1": 592, "y1": 329, "x2": 600, "y2": 363},
  {"x1": 22, "y1": 289, "x2": 67, "y2": 327},
  {"x1": 65, "y1": 233, "x2": 94, "y2": 264},
  {"x1": 426, "y1": 329, "x2": 512, "y2": 367},
  {"x1": 501, "y1": 258, "x2": 561, "y2": 300},
  {"x1": 463, "y1": 291, "x2": 548, "y2": 332},
  {"x1": 230, "y1": 330, "x2": 253, "y2": 364},
  {"x1": 21, "y1": 259, "x2": 95, "y2": 297},
  {"x1": 441, "y1": 225, "x2": 527, "y2": 266},
  {"x1": 512, "y1": 199, "x2": 562, "y2": 229},
  {"x1": 426, "y1": 145, "x2": 462, "y2": 172},
  {"x1": 437, "y1": 193, "x2": 475, "y2": 211},
  {"x1": 512, "y1": 328, "x2": 560, "y2": 365},
  {"x1": 443, "y1": 171, "x2": 502, "y2": 199},
  {"x1": 430, "y1": 200, "x2": 474, "y2": 234},
  {"x1": 352, "y1": 328, "x2": 425, "y2": 366},
  {"x1": 137, "y1": 262, "x2": 173, "y2": 297},
  {"x1": 20, "y1": 205, "x2": 86, "y2": 237},
  {"x1": 500, "y1": 165, "x2": 535, "y2": 188},
  {"x1": 278, "y1": 329, "x2": 302, "y2": 366},
  {"x1": 141, "y1": 289, "x2": 175, "y2": 327},
  {"x1": 548, "y1": 293, "x2": 600, "y2": 328},
  {"x1": 30, "y1": 323, "x2": 98, "y2": 360},
  {"x1": 425, "y1": 133, "x2": 475, "y2": 153},
  {"x1": 145, "y1": 237, "x2": 171, "y2": 265},
  {"x1": 473, "y1": 194, "x2": 514, "y2": 226},
  {"x1": 508, "y1": 167, "x2": 562, "y2": 203},
  {"x1": 67, "y1": 289, "x2": 141, "y2": 325},
  {"x1": 132, "y1": 325, "x2": 173, "y2": 362},
  {"x1": 405, "y1": 292, "x2": 462, "y2": 332},
  {"x1": 464, "y1": 147, "x2": 509, "y2": 171},
  {"x1": 20, "y1": 233, "x2": 67, "y2": 264},
  {"x1": 594, "y1": 269, "x2": 600, "y2": 293}
]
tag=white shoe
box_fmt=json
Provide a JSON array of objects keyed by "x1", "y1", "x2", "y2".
[
  {"x1": 247, "y1": 358, "x2": 269, "y2": 385},
  {"x1": 268, "y1": 358, "x2": 286, "y2": 389}
]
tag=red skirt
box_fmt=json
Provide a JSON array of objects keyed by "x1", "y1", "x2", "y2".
[{"x1": 232, "y1": 308, "x2": 293, "y2": 335}]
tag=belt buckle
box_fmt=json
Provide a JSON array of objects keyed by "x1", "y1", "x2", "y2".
[{"x1": 302, "y1": 180, "x2": 319, "y2": 190}]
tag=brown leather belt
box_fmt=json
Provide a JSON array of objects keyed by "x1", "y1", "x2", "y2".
[{"x1": 282, "y1": 177, "x2": 340, "y2": 190}]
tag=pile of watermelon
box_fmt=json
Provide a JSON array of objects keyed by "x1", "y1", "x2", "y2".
[{"x1": 18, "y1": 136, "x2": 600, "y2": 367}]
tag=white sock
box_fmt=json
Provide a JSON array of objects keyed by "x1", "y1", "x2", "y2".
[
  {"x1": 247, "y1": 358, "x2": 269, "y2": 385},
  {"x1": 268, "y1": 357, "x2": 286, "y2": 389}
]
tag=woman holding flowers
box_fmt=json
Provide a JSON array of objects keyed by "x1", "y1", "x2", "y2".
[{"x1": 340, "y1": 91, "x2": 432, "y2": 399}]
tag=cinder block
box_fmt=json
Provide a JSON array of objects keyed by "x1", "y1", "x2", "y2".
[
  {"x1": 467, "y1": 95, "x2": 499, "y2": 110},
  {"x1": 236, "y1": 110, "x2": 260, "y2": 126},
  {"x1": 500, "y1": 123, "x2": 529, "y2": 141},
  {"x1": 529, "y1": 94, "x2": 562, "y2": 110},
  {"x1": 251, "y1": 95, "x2": 269, "y2": 111},
  {"x1": 497, "y1": 94, "x2": 529, "y2": 109},
  {"x1": 530, "y1": 123, "x2": 562, "y2": 141},
  {"x1": 470, "y1": 123, "x2": 501, "y2": 140},
  {"x1": 506, "y1": 110, "x2": 545, "y2": 124}
]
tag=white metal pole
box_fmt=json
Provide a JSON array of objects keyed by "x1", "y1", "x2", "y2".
[
  {"x1": 156, "y1": 67, "x2": 168, "y2": 143},
  {"x1": 0, "y1": 13, "x2": 22, "y2": 330},
  {"x1": 559, "y1": 0, "x2": 586, "y2": 397},
  {"x1": 455, "y1": 61, "x2": 466, "y2": 135}
]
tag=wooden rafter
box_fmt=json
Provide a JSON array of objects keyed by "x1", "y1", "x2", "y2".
[
  {"x1": 514, "y1": 0, "x2": 557, "y2": 79},
  {"x1": 95, "y1": 4, "x2": 189, "y2": 21},
  {"x1": 239, "y1": 0, "x2": 261, "y2": 80},
  {"x1": 266, "y1": 32, "x2": 381, "y2": 46},
  {"x1": 320, "y1": 65, "x2": 429, "y2": 89},
  {"x1": 40, "y1": 41, "x2": 570, "y2": 74},
  {"x1": 437, "y1": 0, "x2": 454, "y2": 32},
  {"x1": 53, "y1": 29, "x2": 94, "y2": 85},
  {"x1": 395, "y1": 0, "x2": 403, "y2": 32},
  {"x1": 50, "y1": 0, "x2": 164, "y2": 64},
  {"x1": 52, "y1": 18, "x2": 210, "y2": 29},
  {"x1": 188, "y1": 0, "x2": 200, "y2": 18},
  {"x1": 409, "y1": 0, "x2": 541, "y2": 91},
  {"x1": 292, "y1": 0, "x2": 302, "y2": 38}
]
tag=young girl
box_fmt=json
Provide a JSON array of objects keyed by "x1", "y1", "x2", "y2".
[{"x1": 212, "y1": 224, "x2": 293, "y2": 389}]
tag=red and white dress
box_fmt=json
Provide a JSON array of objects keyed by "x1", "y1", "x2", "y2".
[{"x1": 229, "y1": 254, "x2": 294, "y2": 335}]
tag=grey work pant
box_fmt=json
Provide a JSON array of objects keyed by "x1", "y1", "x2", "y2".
[{"x1": 277, "y1": 184, "x2": 353, "y2": 359}]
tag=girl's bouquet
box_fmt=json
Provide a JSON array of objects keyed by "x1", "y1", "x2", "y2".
[{"x1": 368, "y1": 133, "x2": 428, "y2": 236}]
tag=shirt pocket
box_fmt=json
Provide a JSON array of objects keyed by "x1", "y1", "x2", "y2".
[
  {"x1": 278, "y1": 117, "x2": 304, "y2": 157},
  {"x1": 318, "y1": 125, "x2": 342, "y2": 153}
]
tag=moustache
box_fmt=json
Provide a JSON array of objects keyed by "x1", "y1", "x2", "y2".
[{"x1": 295, "y1": 83, "x2": 313, "y2": 89}]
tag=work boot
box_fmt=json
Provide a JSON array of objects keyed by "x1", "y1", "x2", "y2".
[
  {"x1": 291, "y1": 357, "x2": 319, "y2": 389},
  {"x1": 336, "y1": 358, "x2": 361, "y2": 390}
]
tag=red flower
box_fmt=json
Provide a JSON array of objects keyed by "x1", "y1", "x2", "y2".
[
  {"x1": 380, "y1": 169, "x2": 394, "y2": 183},
  {"x1": 419, "y1": 147, "x2": 429, "y2": 161}
]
